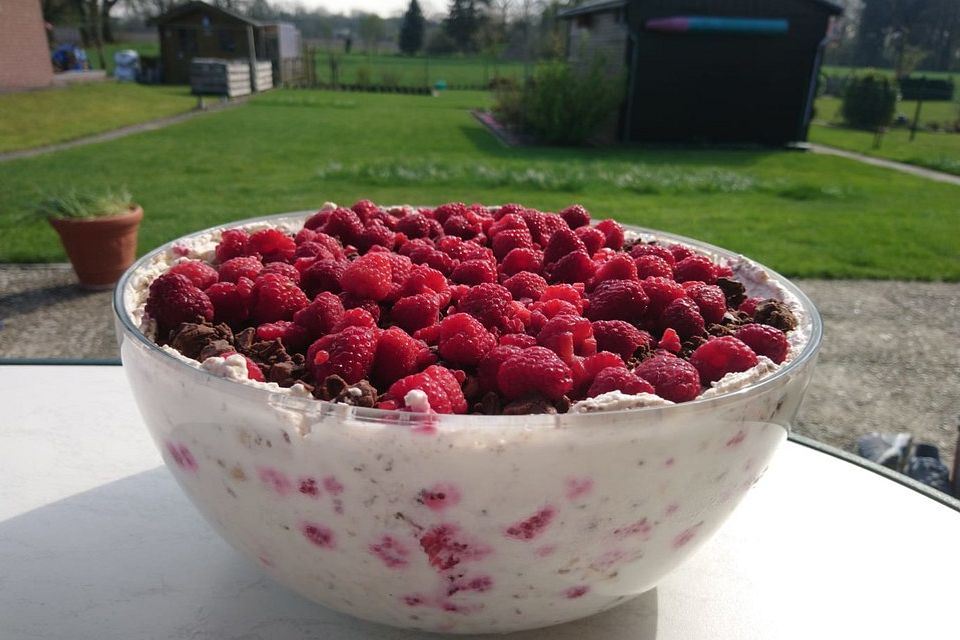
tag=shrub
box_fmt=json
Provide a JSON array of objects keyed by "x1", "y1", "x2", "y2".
[
  {"x1": 355, "y1": 65, "x2": 372, "y2": 86},
  {"x1": 493, "y1": 57, "x2": 624, "y2": 145},
  {"x1": 841, "y1": 73, "x2": 897, "y2": 131},
  {"x1": 425, "y1": 31, "x2": 457, "y2": 55},
  {"x1": 381, "y1": 70, "x2": 402, "y2": 88}
]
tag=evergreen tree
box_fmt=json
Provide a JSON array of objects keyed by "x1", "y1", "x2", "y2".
[
  {"x1": 444, "y1": 0, "x2": 488, "y2": 52},
  {"x1": 399, "y1": 0, "x2": 426, "y2": 55}
]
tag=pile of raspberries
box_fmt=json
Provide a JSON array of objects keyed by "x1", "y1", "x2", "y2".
[{"x1": 144, "y1": 201, "x2": 797, "y2": 415}]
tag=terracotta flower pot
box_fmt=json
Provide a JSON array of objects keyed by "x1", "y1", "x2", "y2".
[{"x1": 48, "y1": 206, "x2": 143, "y2": 290}]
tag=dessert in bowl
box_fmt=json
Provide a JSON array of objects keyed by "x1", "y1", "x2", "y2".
[{"x1": 114, "y1": 202, "x2": 821, "y2": 634}]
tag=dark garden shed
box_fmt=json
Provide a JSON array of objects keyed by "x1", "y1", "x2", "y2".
[
  {"x1": 559, "y1": 0, "x2": 843, "y2": 145},
  {"x1": 153, "y1": 1, "x2": 300, "y2": 85}
]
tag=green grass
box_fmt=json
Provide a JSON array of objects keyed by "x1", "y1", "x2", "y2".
[
  {"x1": 811, "y1": 96, "x2": 960, "y2": 175},
  {"x1": 0, "y1": 82, "x2": 196, "y2": 153},
  {"x1": 821, "y1": 65, "x2": 959, "y2": 84},
  {"x1": 1, "y1": 89, "x2": 957, "y2": 280},
  {"x1": 314, "y1": 51, "x2": 526, "y2": 87}
]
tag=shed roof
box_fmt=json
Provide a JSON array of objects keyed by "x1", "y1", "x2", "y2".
[
  {"x1": 152, "y1": 1, "x2": 265, "y2": 27},
  {"x1": 558, "y1": 0, "x2": 843, "y2": 19}
]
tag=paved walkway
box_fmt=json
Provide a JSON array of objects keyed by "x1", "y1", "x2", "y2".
[
  {"x1": 1, "y1": 265, "x2": 957, "y2": 474},
  {"x1": 0, "y1": 97, "x2": 246, "y2": 163},
  {"x1": 807, "y1": 142, "x2": 960, "y2": 186}
]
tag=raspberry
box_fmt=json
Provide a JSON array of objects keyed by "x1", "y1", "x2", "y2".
[
  {"x1": 497, "y1": 346, "x2": 573, "y2": 401},
  {"x1": 341, "y1": 252, "x2": 394, "y2": 301},
  {"x1": 322, "y1": 207, "x2": 364, "y2": 246},
  {"x1": 437, "y1": 313, "x2": 497, "y2": 367},
  {"x1": 303, "y1": 209, "x2": 331, "y2": 230},
  {"x1": 311, "y1": 232, "x2": 346, "y2": 259},
  {"x1": 640, "y1": 276, "x2": 686, "y2": 320},
  {"x1": 215, "y1": 228, "x2": 250, "y2": 262},
  {"x1": 351, "y1": 198, "x2": 381, "y2": 222},
  {"x1": 499, "y1": 248, "x2": 543, "y2": 277},
  {"x1": 407, "y1": 245, "x2": 455, "y2": 275},
  {"x1": 735, "y1": 323, "x2": 789, "y2": 364},
  {"x1": 338, "y1": 292, "x2": 381, "y2": 321},
  {"x1": 307, "y1": 325, "x2": 379, "y2": 384},
  {"x1": 594, "y1": 219, "x2": 624, "y2": 250},
  {"x1": 259, "y1": 261, "x2": 300, "y2": 284},
  {"x1": 386, "y1": 292, "x2": 438, "y2": 333},
  {"x1": 169, "y1": 260, "x2": 219, "y2": 290},
  {"x1": 256, "y1": 320, "x2": 310, "y2": 352},
  {"x1": 590, "y1": 254, "x2": 637, "y2": 289},
  {"x1": 537, "y1": 314, "x2": 596, "y2": 364},
  {"x1": 529, "y1": 300, "x2": 580, "y2": 333},
  {"x1": 443, "y1": 214, "x2": 481, "y2": 239},
  {"x1": 574, "y1": 351, "x2": 626, "y2": 396},
  {"x1": 388, "y1": 365, "x2": 467, "y2": 414},
  {"x1": 657, "y1": 327, "x2": 682, "y2": 353},
  {"x1": 382, "y1": 252, "x2": 413, "y2": 301},
  {"x1": 503, "y1": 271, "x2": 547, "y2": 301},
  {"x1": 543, "y1": 227, "x2": 586, "y2": 265},
  {"x1": 668, "y1": 244, "x2": 695, "y2": 262},
  {"x1": 499, "y1": 333, "x2": 536, "y2": 348},
  {"x1": 395, "y1": 212, "x2": 432, "y2": 239},
  {"x1": 220, "y1": 351, "x2": 265, "y2": 382},
  {"x1": 357, "y1": 221, "x2": 396, "y2": 253},
  {"x1": 477, "y1": 344, "x2": 522, "y2": 392},
  {"x1": 332, "y1": 307, "x2": 378, "y2": 332},
  {"x1": 686, "y1": 283, "x2": 727, "y2": 324},
  {"x1": 250, "y1": 273, "x2": 309, "y2": 324},
  {"x1": 520, "y1": 209, "x2": 549, "y2": 244},
  {"x1": 586, "y1": 279, "x2": 649, "y2": 322},
  {"x1": 205, "y1": 277, "x2": 253, "y2": 325},
  {"x1": 432, "y1": 202, "x2": 469, "y2": 225},
  {"x1": 248, "y1": 229, "x2": 296, "y2": 264},
  {"x1": 294, "y1": 241, "x2": 335, "y2": 261},
  {"x1": 547, "y1": 251, "x2": 596, "y2": 284},
  {"x1": 495, "y1": 203, "x2": 526, "y2": 219},
  {"x1": 634, "y1": 353, "x2": 701, "y2": 402},
  {"x1": 661, "y1": 297, "x2": 706, "y2": 339},
  {"x1": 739, "y1": 296, "x2": 763, "y2": 316},
  {"x1": 295, "y1": 227, "x2": 318, "y2": 245},
  {"x1": 300, "y1": 259, "x2": 346, "y2": 298},
  {"x1": 488, "y1": 213, "x2": 528, "y2": 237},
  {"x1": 689, "y1": 337, "x2": 758, "y2": 384},
  {"x1": 634, "y1": 255, "x2": 674, "y2": 279},
  {"x1": 218, "y1": 255, "x2": 263, "y2": 283},
  {"x1": 539, "y1": 213, "x2": 569, "y2": 242},
  {"x1": 145, "y1": 272, "x2": 214, "y2": 334},
  {"x1": 293, "y1": 292, "x2": 345, "y2": 339},
  {"x1": 630, "y1": 243, "x2": 675, "y2": 266},
  {"x1": 451, "y1": 259, "x2": 498, "y2": 285},
  {"x1": 674, "y1": 256, "x2": 717, "y2": 284},
  {"x1": 560, "y1": 204, "x2": 590, "y2": 229},
  {"x1": 437, "y1": 236, "x2": 490, "y2": 262},
  {"x1": 457, "y1": 283, "x2": 521, "y2": 333},
  {"x1": 588, "y1": 367, "x2": 655, "y2": 398},
  {"x1": 373, "y1": 327, "x2": 435, "y2": 386},
  {"x1": 539, "y1": 284, "x2": 584, "y2": 311},
  {"x1": 574, "y1": 226, "x2": 606, "y2": 256},
  {"x1": 400, "y1": 265, "x2": 448, "y2": 299},
  {"x1": 492, "y1": 228, "x2": 534, "y2": 261},
  {"x1": 592, "y1": 320, "x2": 652, "y2": 360}
]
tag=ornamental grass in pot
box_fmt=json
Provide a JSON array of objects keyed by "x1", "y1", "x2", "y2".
[{"x1": 40, "y1": 188, "x2": 143, "y2": 290}]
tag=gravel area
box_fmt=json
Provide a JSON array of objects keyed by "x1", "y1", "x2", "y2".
[{"x1": 1, "y1": 265, "x2": 957, "y2": 475}]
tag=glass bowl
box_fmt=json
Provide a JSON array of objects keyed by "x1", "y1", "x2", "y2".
[{"x1": 114, "y1": 212, "x2": 822, "y2": 634}]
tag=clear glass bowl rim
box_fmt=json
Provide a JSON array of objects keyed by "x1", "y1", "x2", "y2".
[{"x1": 113, "y1": 209, "x2": 823, "y2": 428}]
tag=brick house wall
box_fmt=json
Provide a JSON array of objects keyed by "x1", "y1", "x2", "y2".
[{"x1": 0, "y1": 0, "x2": 54, "y2": 90}]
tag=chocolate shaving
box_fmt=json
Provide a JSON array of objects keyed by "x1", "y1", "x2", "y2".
[
  {"x1": 475, "y1": 392, "x2": 502, "y2": 415},
  {"x1": 462, "y1": 375, "x2": 483, "y2": 404},
  {"x1": 753, "y1": 300, "x2": 798, "y2": 332},
  {"x1": 716, "y1": 277, "x2": 747, "y2": 308},
  {"x1": 679, "y1": 335, "x2": 708, "y2": 358},
  {"x1": 312, "y1": 374, "x2": 377, "y2": 407},
  {"x1": 234, "y1": 327, "x2": 256, "y2": 352},
  {"x1": 503, "y1": 395, "x2": 559, "y2": 415},
  {"x1": 198, "y1": 339, "x2": 234, "y2": 361},
  {"x1": 168, "y1": 320, "x2": 234, "y2": 360}
]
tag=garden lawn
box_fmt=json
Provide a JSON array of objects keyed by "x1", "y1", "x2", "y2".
[
  {"x1": 0, "y1": 82, "x2": 195, "y2": 153},
  {"x1": 314, "y1": 51, "x2": 525, "y2": 87},
  {"x1": 811, "y1": 96, "x2": 960, "y2": 175},
  {"x1": 1, "y1": 89, "x2": 957, "y2": 280},
  {"x1": 87, "y1": 41, "x2": 160, "y2": 74}
]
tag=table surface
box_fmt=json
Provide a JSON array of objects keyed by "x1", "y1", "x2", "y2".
[{"x1": 2, "y1": 365, "x2": 957, "y2": 640}]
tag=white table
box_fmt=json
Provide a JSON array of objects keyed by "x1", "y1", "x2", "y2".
[{"x1": 1, "y1": 365, "x2": 957, "y2": 639}]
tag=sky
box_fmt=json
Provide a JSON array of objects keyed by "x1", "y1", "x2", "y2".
[{"x1": 294, "y1": 1, "x2": 447, "y2": 18}]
